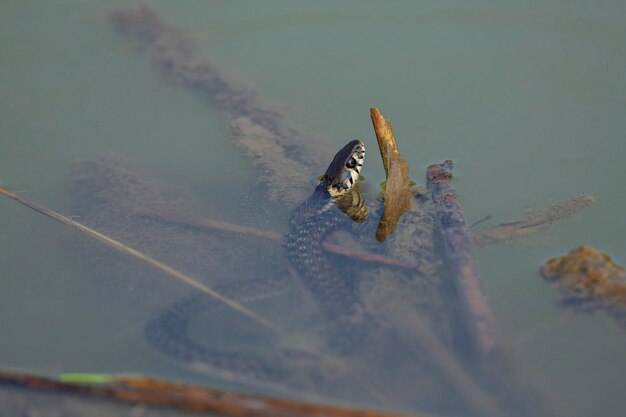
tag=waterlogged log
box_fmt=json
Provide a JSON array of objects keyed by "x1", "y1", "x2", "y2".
[{"x1": 426, "y1": 161, "x2": 497, "y2": 356}]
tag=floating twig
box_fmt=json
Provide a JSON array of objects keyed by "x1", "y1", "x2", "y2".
[
  {"x1": 0, "y1": 187, "x2": 278, "y2": 332},
  {"x1": 369, "y1": 108, "x2": 414, "y2": 242},
  {"x1": 426, "y1": 161, "x2": 497, "y2": 355},
  {"x1": 473, "y1": 195, "x2": 595, "y2": 246},
  {"x1": 0, "y1": 369, "x2": 422, "y2": 417}
]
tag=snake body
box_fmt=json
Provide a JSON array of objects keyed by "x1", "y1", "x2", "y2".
[
  {"x1": 146, "y1": 140, "x2": 367, "y2": 377},
  {"x1": 145, "y1": 279, "x2": 288, "y2": 382},
  {"x1": 285, "y1": 187, "x2": 362, "y2": 321},
  {"x1": 284, "y1": 140, "x2": 368, "y2": 352}
]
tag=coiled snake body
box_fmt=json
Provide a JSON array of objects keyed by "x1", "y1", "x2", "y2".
[
  {"x1": 146, "y1": 140, "x2": 367, "y2": 380},
  {"x1": 284, "y1": 140, "x2": 368, "y2": 352}
]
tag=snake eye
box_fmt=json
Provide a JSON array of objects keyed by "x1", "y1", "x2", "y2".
[{"x1": 346, "y1": 157, "x2": 357, "y2": 169}]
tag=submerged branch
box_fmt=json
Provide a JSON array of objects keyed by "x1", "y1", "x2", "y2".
[
  {"x1": 426, "y1": 161, "x2": 497, "y2": 356},
  {"x1": 473, "y1": 195, "x2": 596, "y2": 246},
  {"x1": 542, "y1": 245, "x2": 626, "y2": 330},
  {"x1": 0, "y1": 187, "x2": 278, "y2": 332}
]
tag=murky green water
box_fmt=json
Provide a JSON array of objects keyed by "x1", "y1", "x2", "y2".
[{"x1": 1, "y1": 1, "x2": 626, "y2": 416}]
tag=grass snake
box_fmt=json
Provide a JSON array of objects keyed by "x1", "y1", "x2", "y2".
[{"x1": 146, "y1": 140, "x2": 369, "y2": 382}]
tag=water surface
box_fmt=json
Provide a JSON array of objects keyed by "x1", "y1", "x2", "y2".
[{"x1": 1, "y1": 1, "x2": 626, "y2": 416}]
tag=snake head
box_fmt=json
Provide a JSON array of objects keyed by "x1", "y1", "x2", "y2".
[{"x1": 322, "y1": 140, "x2": 365, "y2": 198}]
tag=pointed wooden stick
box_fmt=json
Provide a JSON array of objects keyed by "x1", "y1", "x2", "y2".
[
  {"x1": 0, "y1": 187, "x2": 278, "y2": 332},
  {"x1": 369, "y1": 108, "x2": 413, "y2": 242}
]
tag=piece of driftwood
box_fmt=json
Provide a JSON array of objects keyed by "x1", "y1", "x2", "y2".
[
  {"x1": 542, "y1": 245, "x2": 626, "y2": 329},
  {"x1": 369, "y1": 108, "x2": 414, "y2": 243},
  {"x1": 473, "y1": 195, "x2": 596, "y2": 246},
  {"x1": 0, "y1": 369, "x2": 422, "y2": 417},
  {"x1": 426, "y1": 161, "x2": 496, "y2": 356},
  {"x1": 110, "y1": 4, "x2": 330, "y2": 208},
  {"x1": 0, "y1": 187, "x2": 277, "y2": 331}
]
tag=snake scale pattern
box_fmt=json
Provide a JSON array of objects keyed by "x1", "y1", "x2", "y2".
[{"x1": 146, "y1": 140, "x2": 369, "y2": 379}]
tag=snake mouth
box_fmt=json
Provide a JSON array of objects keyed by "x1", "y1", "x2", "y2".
[{"x1": 322, "y1": 140, "x2": 365, "y2": 197}]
